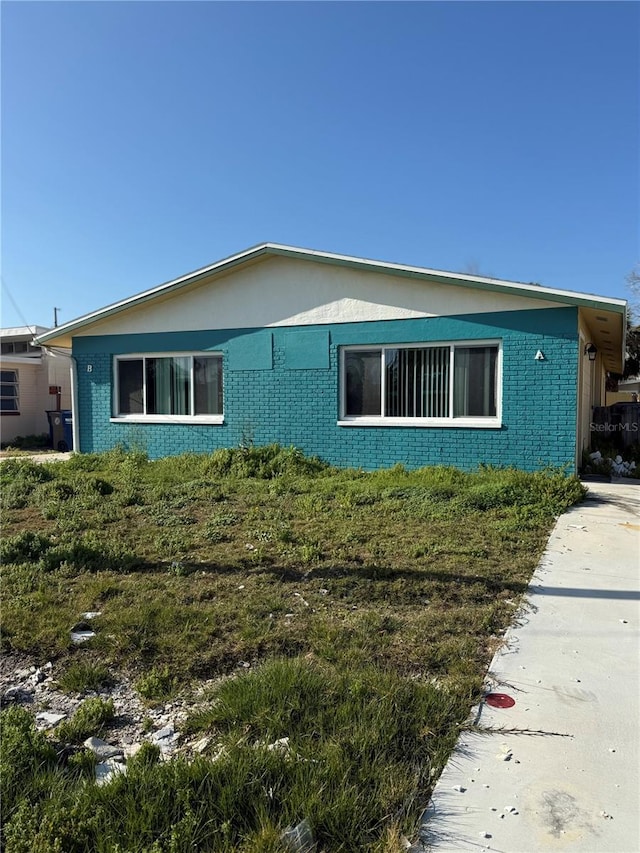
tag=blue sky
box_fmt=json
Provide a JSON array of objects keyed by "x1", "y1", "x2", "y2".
[{"x1": 1, "y1": 1, "x2": 638, "y2": 330}]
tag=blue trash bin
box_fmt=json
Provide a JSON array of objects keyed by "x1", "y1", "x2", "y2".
[{"x1": 46, "y1": 410, "x2": 73, "y2": 452}]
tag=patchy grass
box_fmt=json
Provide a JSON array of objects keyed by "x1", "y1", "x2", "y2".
[
  {"x1": 55, "y1": 697, "x2": 115, "y2": 744},
  {"x1": 57, "y1": 659, "x2": 113, "y2": 694},
  {"x1": 0, "y1": 445, "x2": 585, "y2": 850}
]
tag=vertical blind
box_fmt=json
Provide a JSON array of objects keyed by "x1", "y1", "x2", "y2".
[
  {"x1": 344, "y1": 344, "x2": 498, "y2": 419},
  {"x1": 385, "y1": 347, "x2": 450, "y2": 418}
]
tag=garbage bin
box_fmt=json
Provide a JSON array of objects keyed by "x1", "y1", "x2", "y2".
[{"x1": 46, "y1": 410, "x2": 73, "y2": 452}]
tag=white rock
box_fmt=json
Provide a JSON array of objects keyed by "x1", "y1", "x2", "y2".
[
  {"x1": 192, "y1": 736, "x2": 211, "y2": 753},
  {"x1": 95, "y1": 759, "x2": 126, "y2": 786},
  {"x1": 30, "y1": 668, "x2": 47, "y2": 685},
  {"x1": 81, "y1": 611, "x2": 102, "y2": 620},
  {"x1": 267, "y1": 737, "x2": 291, "y2": 753},
  {"x1": 83, "y1": 737, "x2": 124, "y2": 760},
  {"x1": 36, "y1": 711, "x2": 66, "y2": 727},
  {"x1": 152, "y1": 725, "x2": 174, "y2": 742},
  {"x1": 4, "y1": 685, "x2": 32, "y2": 702},
  {"x1": 71, "y1": 629, "x2": 96, "y2": 644},
  {"x1": 281, "y1": 818, "x2": 315, "y2": 853}
]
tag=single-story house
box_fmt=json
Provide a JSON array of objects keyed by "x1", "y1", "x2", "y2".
[
  {"x1": 0, "y1": 326, "x2": 72, "y2": 445},
  {"x1": 35, "y1": 243, "x2": 627, "y2": 472}
]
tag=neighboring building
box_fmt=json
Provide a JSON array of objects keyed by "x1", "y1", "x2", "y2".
[
  {"x1": 35, "y1": 244, "x2": 627, "y2": 471},
  {"x1": 607, "y1": 376, "x2": 640, "y2": 405},
  {"x1": 0, "y1": 326, "x2": 72, "y2": 445}
]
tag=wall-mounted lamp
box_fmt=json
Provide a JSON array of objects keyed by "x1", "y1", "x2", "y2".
[{"x1": 584, "y1": 342, "x2": 598, "y2": 362}]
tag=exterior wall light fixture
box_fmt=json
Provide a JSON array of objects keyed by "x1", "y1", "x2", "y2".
[{"x1": 584, "y1": 342, "x2": 598, "y2": 362}]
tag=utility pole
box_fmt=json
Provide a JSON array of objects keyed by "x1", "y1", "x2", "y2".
[{"x1": 54, "y1": 307, "x2": 61, "y2": 327}]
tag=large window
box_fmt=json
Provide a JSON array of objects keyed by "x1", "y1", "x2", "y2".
[
  {"x1": 0, "y1": 370, "x2": 19, "y2": 413},
  {"x1": 114, "y1": 354, "x2": 223, "y2": 422},
  {"x1": 341, "y1": 342, "x2": 500, "y2": 426}
]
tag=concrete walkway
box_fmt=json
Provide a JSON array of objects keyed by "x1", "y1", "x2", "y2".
[
  {"x1": 419, "y1": 483, "x2": 639, "y2": 853},
  {"x1": 0, "y1": 451, "x2": 72, "y2": 463}
]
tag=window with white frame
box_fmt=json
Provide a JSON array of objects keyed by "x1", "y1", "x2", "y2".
[
  {"x1": 114, "y1": 354, "x2": 223, "y2": 421},
  {"x1": 341, "y1": 342, "x2": 500, "y2": 426},
  {"x1": 0, "y1": 370, "x2": 19, "y2": 413}
]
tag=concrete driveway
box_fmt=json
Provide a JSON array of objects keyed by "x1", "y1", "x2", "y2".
[{"x1": 419, "y1": 483, "x2": 639, "y2": 853}]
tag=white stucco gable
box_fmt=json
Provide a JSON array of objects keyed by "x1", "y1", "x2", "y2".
[
  {"x1": 36, "y1": 243, "x2": 626, "y2": 374},
  {"x1": 72, "y1": 255, "x2": 563, "y2": 338}
]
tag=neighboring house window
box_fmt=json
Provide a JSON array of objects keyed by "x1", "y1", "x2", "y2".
[
  {"x1": 0, "y1": 342, "x2": 40, "y2": 355},
  {"x1": 0, "y1": 369, "x2": 19, "y2": 413},
  {"x1": 340, "y1": 342, "x2": 500, "y2": 426},
  {"x1": 113, "y1": 354, "x2": 223, "y2": 422}
]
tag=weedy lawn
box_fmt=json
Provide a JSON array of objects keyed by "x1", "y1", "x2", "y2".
[{"x1": 0, "y1": 446, "x2": 585, "y2": 852}]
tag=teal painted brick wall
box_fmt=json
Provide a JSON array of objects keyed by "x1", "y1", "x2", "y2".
[{"x1": 73, "y1": 307, "x2": 579, "y2": 471}]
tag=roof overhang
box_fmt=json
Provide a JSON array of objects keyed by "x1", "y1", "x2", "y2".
[
  {"x1": 579, "y1": 306, "x2": 627, "y2": 374},
  {"x1": 35, "y1": 243, "x2": 628, "y2": 351},
  {"x1": 1, "y1": 325, "x2": 49, "y2": 338}
]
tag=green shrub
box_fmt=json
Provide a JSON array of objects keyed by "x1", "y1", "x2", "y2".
[
  {"x1": 208, "y1": 444, "x2": 328, "y2": 479},
  {"x1": 41, "y1": 533, "x2": 143, "y2": 574},
  {"x1": 56, "y1": 697, "x2": 115, "y2": 743},
  {"x1": 0, "y1": 531, "x2": 53, "y2": 563},
  {"x1": 0, "y1": 432, "x2": 50, "y2": 450},
  {"x1": 0, "y1": 459, "x2": 54, "y2": 508},
  {"x1": 0, "y1": 706, "x2": 56, "y2": 820},
  {"x1": 127, "y1": 740, "x2": 161, "y2": 769},
  {"x1": 460, "y1": 480, "x2": 518, "y2": 510},
  {"x1": 136, "y1": 665, "x2": 177, "y2": 700},
  {"x1": 67, "y1": 748, "x2": 98, "y2": 779}
]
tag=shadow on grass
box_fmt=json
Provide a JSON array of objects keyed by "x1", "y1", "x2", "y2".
[{"x1": 162, "y1": 558, "x2": 533, "y2": 598}]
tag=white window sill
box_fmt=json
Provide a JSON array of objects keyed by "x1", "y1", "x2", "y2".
[
  {"x1": 110, "y1": 415, "x2": 224, "y2": 425},
  {"x1": 337, "y1": 417, "x2": 502, "y2": 429}
]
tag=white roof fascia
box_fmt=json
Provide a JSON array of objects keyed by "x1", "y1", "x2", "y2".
[
  {"x1": 0, "y1": 355, "x2": 43, "y2": 365},
  {"x1": 35, "y1": 243, "x2": 627, "y2": 345}
]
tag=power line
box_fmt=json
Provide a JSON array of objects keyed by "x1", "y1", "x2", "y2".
[{"x1": 1, "y1": 275, "x2": 33, "y2": 328}]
